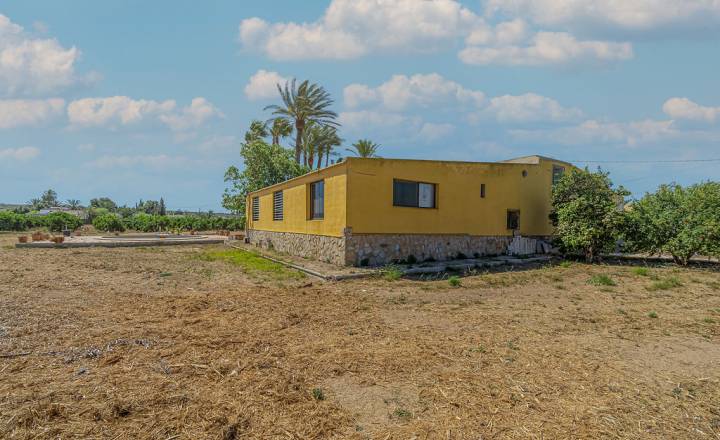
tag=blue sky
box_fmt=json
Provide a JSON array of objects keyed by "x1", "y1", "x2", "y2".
[{"x1": 1, "y1": 1, "x2": 719, "y2": 211}]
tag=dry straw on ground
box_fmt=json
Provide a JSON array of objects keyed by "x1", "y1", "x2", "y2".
[{"x1": 1, "y1": 235, "x2": 719, "y2": 439}]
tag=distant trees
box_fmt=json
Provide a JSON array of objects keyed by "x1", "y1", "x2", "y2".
[
  {"x1": 551, "y1": 168, "x2": 629, "y2": 262},
  {"x1": 29, "y1": 189, "x2": 59, "y2": 210},
  {"x1": 90, "y1": 197, "x2": 117, "y2": 211},
  {"x1": 66, "y1": 199, "x2": 82, "y2": 209},
  {"x1": 346, "y1": 139, "x2": 380, "y2": 158},
  {"x1": 269, "y1": 118, "x2": 293, "y2": 146}
]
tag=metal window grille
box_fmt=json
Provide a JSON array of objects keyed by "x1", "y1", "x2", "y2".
[{"x1": 273, "y1": 191, "x2": 283, "y2": 221}]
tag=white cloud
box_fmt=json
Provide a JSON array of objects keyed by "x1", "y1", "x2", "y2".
[
  {"x1": 0, "y1": 98, "x2": 64, "y2": 129},
  {"x1": 484, "y1": 93, "x2": 583, "y2": 123},
  {"x1": 0, "y1": 146, "x2": 40, "y2": 161},
  {"x1": 0, "y1": 14, "x2": 87, "y2": 96},
  {"x1": 460, "y1": 31, "x2": 633, "y2": 66},
  {"x1": 67, "y1": 96, "x2": 222, "y2": 131},
  {"x1": 244, "y1": 70, "x2": 288, "y2": 100},
  {"x1": 344, "y1": 73, "x2": 485, "y2": 111},
  {"x1": 158, "y1": 97, "x2": 224, "y2": 131},
  {"x1": 345, "y1": 73, "x2": 579, "y2": 125},
  {"x1": 87, "y1": 154, "x2": 190, "y2": 169},
  {"x1": 238, "y1": 0, "x2": 480, "y2": 60},
  {"x1": 510, "y1": 119, "x2": 678, "y2": 147},
  {"x1": 483, "y1": 0, "x2": 720, "y2": 34},
  {"x1": 663, "y1": 97, "x2": 720, "y2": 123},
  {"x1": 195, "y1": 135, "x2": 238, "y2": 153}
]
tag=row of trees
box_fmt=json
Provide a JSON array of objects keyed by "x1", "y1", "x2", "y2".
[
  {"x1": 16, "y1": 189, "x2": 171, "y2": 218},
  {"x1": 552, "y1": 169, "x2": 720, "y2": 264},
  {"x1": 92, "y1": 213, "x2": 243, "y2": 232}
]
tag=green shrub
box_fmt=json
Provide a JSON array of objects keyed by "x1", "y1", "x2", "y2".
[
  {"x1": 646, "y1": 276, "x2": 682, "y2": 291},
  {"x1": 448, "y1": 276, "x2": 462, "y2": 287},
  {"x1": 588, "y1": 274, "x2": 616, "y2": 286},
  {"x1": 382, "y1": 266, "x2": 403, "y2": 281},
  {"x1": 632, "y1": 267, "x2": 650, "y2": 276},
  {"x1": 0, "y1": 211, "x2": 29, "y2": 231},
  {"x1": 93, "y1": 213, "x2": 125, "y2": 232},
  {"x1": 43, "y1": 212, "x2": 82, "y2": 232}
]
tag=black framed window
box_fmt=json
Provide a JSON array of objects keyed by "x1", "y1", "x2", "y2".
[
  {"x1": 273, "y1": 191, "x2": 283, "y2": 221},
  {"x1": 310, "y1": 180, "x2": 324, "y2": 219},
  {"x1": 393, "y1": 179, "x2": 436, "y2": 208},
  {"x1": 507, "y1": 210, "x2": 520, "y2": 230},
  {"x1": 480, "y1": 183, "x2": 486, "y2": 198},
  {"x1": 251, "y1": 196, "x2": 260, "y2": 221}
]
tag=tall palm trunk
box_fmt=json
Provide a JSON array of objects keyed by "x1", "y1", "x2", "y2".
[
  {"x1": 294, "y1": 121, "x2": 304, "y2": 164},
  {"x1": 316, "y1": 147, "x2": 323, "y2": 169},
  {"x1": 325, "y1": 148, "x2": 331, "y2": 167},
  {"x1": 272, "y1": 134, "x2": 279, "y2": 146}
]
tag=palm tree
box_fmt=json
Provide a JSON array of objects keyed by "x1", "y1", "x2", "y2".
[
  {"x1": 346, "y1": 139, "x2": 380, "y2": 158},
  {"x1": 244, "y1": 120, "x2": 268, "y2": 143},
  {"x1": 66, "y1": 199, "x2": 82, "y2": 209},
  {"x1": 268, "y1": 118, "x2": 293, "y2": 146},
  {"x1": 265, "y1": 79, "x2": 338, "y2": 163},
  {"x1": 300, "y1": 123, "x2": 342, "y2": 169},
  {"x1": 318, "y1": 128, "x2": 342, "y2": 169}
]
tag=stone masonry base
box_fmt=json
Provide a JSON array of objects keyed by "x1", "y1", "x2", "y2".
[
  {"x1": 248, "y1": 229, "x2": 522, "y2": 266},
  {"x1": 346, "y1": 234, "x2": 513, "y2": 266},
  {"x1": 246, "y1": 229, "x2": 346, "y2": 265}
]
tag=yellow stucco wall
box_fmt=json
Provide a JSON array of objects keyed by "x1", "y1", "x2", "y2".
[
  {"x1": 345, "y1": 157, "x2": 569, "y2": 236},
  {"x1": 247, "y1": 156, "x2": 572, "y2": 238},
  {"x1": 245, "y1": 162, "x2": 348, "y2": 237}
]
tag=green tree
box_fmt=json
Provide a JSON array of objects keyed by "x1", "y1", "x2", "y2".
[
  {"x1": 551, "y1": 168, "x2": 629, "y2": 262},
  {"x1": 90, "y1": 197, "x2": 117, "y2": 212},
  {"x1": 265, "y1": 79, "x2": 338, "y2": 164},
  {"x1": 93, "y1": 213, "x2": 125, "y2": 232},
  {"x1": 222, "y1": 137, "x2": 309, "y2": 216},
  {"x1": 346, "y1": 139, "x2": 380, "y2": 158},
  {"x1": 301, "y1": 122, "x2": 343, "y2": 169},
  {"x1": 29, "y1": 189, "x2": 59, "y2": 210},
  {"x1": 159, "y1": 197, "x2": 167, "y2": 216},
  {"x1": 245, "y1": 120, "x2": 268, "y2": 143},
  {"x1": 624, "y1": 182, "x2": 720, "y2": 265},
  {"x1": 269, "y1": 118, "x2": 293, "y2": 146},
  {"x1": 65, "y1": 199, "x2": 82, "y2": 209}
]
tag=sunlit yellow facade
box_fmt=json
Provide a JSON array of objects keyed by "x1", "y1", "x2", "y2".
[{"x1": 246, "y1": 155, "x2": 572, "y2": 265}]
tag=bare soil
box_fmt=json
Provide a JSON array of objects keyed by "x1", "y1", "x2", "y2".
[{"x1": 1, "y1": 235, "x2": 719, "y2": 439}]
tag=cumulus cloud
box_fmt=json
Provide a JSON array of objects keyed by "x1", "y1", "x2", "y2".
[
  {"x1": 0, "y1": 14, "x2": 89, "y2": 96},
  {"x1": 158, "y1": 98, "x2": 224, "y2": 131},
  {"x1": 237, "y1": 1, "x2": 636, "y2": 66},
  {"x1": 344, "y1": 73, "x2": 485, "y2": 111},
  {"x1": 344, "y1": 73, "x2": 580, "y2": 125},
  {"x1": 0, "y1": 98, "x2": 64, "y2": 129},
  {"x1": 663, "y1": 97, "x2": 720, "y2": 123},
  {"x1": 510, "y1": 119, "x2": 678, "y2": 147},
  {"x1": 338, "y1": 110, "x2": 416, "y2": 133},
  {"x1": 67, "y1": 96, "x2": 222, "y2": 131},
  {"x1": 483, "y1": 0, "x2": 720, "y2": 34},
  {"x1": 483, "y1": 93, "x2": 583, "y2": 123},
  {"x1": 0, "y1": 146, "x2": 40, "y2": 161},
  {"x1": 238, "y1": 0, "x2": 480, "y2": 60},
  {"x1": 244, "y1": 70, "x2": 289, "y2": 100},
  {"x1": 459, "y1": 31, "x2": 633, "y2": 66}
]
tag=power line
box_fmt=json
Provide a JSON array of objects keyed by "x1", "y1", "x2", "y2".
[{"x1": 570, "y1": 158, "x2": 720, "y2": 164}]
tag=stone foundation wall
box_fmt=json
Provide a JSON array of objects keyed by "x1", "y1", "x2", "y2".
[
  {"x1": 345, "y1": 234, "x2": 513, "y2": 266},
  {"x1": 247, "y1": 229, "x2": 346, "y2": 265}
]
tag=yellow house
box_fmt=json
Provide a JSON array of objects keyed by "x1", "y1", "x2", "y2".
[{"x1": 246, "y1": 155, "x2": 572, "y2": 266}]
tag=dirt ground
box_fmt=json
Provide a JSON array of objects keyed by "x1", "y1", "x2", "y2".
[{"x1": 1, "y1": 233, "x2": 719, "y2": 439}]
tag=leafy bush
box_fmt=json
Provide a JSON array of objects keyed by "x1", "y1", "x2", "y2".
[
  {"x1": 448, "y1": 275, "x2": 462, "y2": 287},
  {"x1": 43, "y1": 212, "x2": 82, "y2": 232},
  {"x1": 551, "y1": 168, "x2": 629, "y2": 262},
  {"x1": 122, "y1": 213, "x2": 243, "y2": 232},
  {"x1": 93, "y1": 213, "x2": 125, "y2": 232},
  {"x1": 0, "y1": 211, "x2": 30, "y2": 231},
  {"x1": 624, "y1": 182, "x2": 720, "y2": 265}
]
